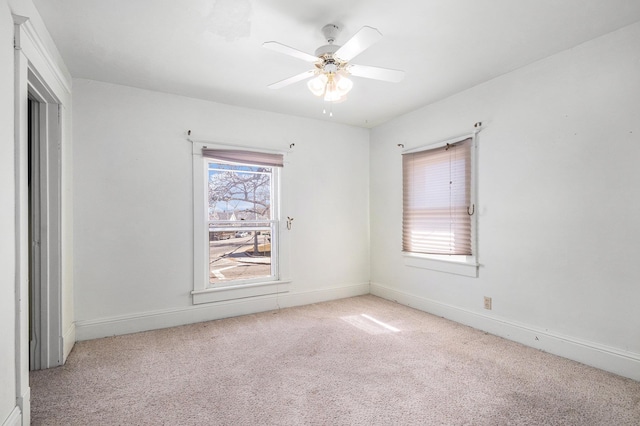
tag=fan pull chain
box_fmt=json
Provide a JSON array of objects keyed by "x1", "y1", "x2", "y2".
[{"x1": 323, "y1": 99, "x2": 333, "y2": 117}]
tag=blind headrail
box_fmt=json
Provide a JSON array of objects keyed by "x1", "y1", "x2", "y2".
[{"x1": 401, "y1": 124, "x2": 482, "y2": 155}]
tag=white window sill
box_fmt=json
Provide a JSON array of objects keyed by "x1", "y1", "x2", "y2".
[
  {"x1": 402, "y1": 252, "x2": 478, "y2": 277},
  {"x1": 192, "y1": 280, "x2": 291, "y2": 305}
]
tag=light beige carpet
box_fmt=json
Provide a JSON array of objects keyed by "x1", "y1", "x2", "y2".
[{"x1": 30, "y1": 295, "x2": 640, "y2": 425}]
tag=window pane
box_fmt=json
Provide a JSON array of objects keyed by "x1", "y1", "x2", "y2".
[
  {"x1": 209, "y1": 228, "x2": 272, "y2": 284},
  {"x1": 208, "y1": 163, "x2": 271, "y2": 221}
]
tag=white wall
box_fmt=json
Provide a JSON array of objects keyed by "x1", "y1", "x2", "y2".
[
  {"x1": 0, "y1": 2, "x2": 17, "y2": 424},
  {"x1": 72, "y1": 79, "x2": 370, "y2": 339},
  {"x1": 370, "y1": 22, "x2": 640, "y2": 380}
]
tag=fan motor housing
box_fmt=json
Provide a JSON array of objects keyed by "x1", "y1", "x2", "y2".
[
  {"x1": 314, "y1": 44, "x2": 340, "y2": 58},
  {"x1": 321, "y1": 24, "x2": 340, "y2": 44}
]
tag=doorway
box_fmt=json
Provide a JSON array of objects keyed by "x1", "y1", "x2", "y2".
[
  {"x1": 28, "y1": 96, "x2": 41, "y2": 370},
  {"x1": 24, "y1": 73, "x2": 63, "y2": 371},
  {"x1": 13, "y1": 14, "x2": 71, "y2": 423}
]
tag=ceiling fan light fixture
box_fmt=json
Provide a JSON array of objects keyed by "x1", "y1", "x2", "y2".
[
  {"x1": 265, "y1": 23, "x2": 404, "y2": 110},
  {"x1": 335, "y1": 75, "x2": 353, "y2": 95},
  {"x1": 309, "y1": 72, "x2": 353, "y2": 102},
  {"x1": 324, "y1": 88, "x2": 344, "y2": 102},
  {"x1": 323, "y1": 74, "x2": 352, "y2": 102},
  {"x1": 307, "y1": 74, "x2": 328, "y2": 96}
]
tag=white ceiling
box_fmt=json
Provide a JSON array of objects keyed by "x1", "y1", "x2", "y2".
[{"x1": 33, "y1": 0, "x2": 640, "y2": 128}]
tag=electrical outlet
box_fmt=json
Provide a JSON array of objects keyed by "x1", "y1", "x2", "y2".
[{"x1": 484, "y1": 296, "x2": 492, "y2": 310}]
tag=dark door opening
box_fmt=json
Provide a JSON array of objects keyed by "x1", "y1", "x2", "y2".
[{"x1": 28, "y1": 96, "x2": 42, "y2": 371}]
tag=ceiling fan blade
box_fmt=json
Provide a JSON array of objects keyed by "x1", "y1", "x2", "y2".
[
  {"x1": 348, "y1": 64, "x2": 405, "y2": 83},
  {"x1": 334, "y1": 26, "x2": 382, "y2": 62},
  {"x1": 263, "y1": 41, "x2": 319, "y2": 63},
  {"x1": 268, "y1": 70, "x2": 316, "y2": 89}
]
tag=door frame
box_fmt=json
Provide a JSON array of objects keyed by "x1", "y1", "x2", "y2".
[
  {"x1": 14, "y1": 13, "x2": 71, "y2": 423},
  {"x1": 26, "y1": 83, "x2": 61, "y2": 371}
]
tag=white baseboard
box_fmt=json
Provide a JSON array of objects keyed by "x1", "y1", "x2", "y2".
[
  {"x1": 279, "y1": 282, "x2": 370, "y2": 308},
  {"x1": 2, "y1": 406, "x2": 21, "y2": 426},
  {"x1": 76, "y1": 283, "x2": 370, "y2": 341},
  {"x1": 16, "y1": 387, "x2": 29, "y2": 426},
  {"x1": 63, "y1": 323, "x2": 76, "y2": 362},
  {"x1": 371, "y1": 282, "x2": 640, "y2": 381}
]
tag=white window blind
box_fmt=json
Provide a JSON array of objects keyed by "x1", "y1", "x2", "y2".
[{"x1": 403, "y1": 137, "x2": 472, "y2": 255}]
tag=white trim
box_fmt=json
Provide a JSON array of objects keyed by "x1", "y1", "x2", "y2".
[
  {"x1": 26, "y1": 80, "x2": 64, "y2": 369},
  {"x1": 193, "y1": 149, "x2": 208, "y2": 292},
  {"x1": 13, "y1": 25, "x2": 31, "y2": 417},
  {"x1": 402, "y1": 127, "x2": 480, "y2": 154},
  {"x1": 76, "y1": 283, "x2": 369, "y2": 341},
  {"x1": 15, "y1": 387, "x2": 29, "y2": 426},
  {"x1": 12, "y1": 15, "x2": 71, "y2": 99},
  {"x1": 1, "y1": 407, "x2": 21, "y2": 426},
  {"x1": 192, "y1": 280, "x2": 291, "y2": 304},
  {"x1": 402, "y1": 253, "x2": 478, "y2": 277},
  {"x1": 63, "y1": 322, "x2": 76, "y2": 361},
  {"x1": 371, "y1": 283, "x2": 640, "y2": 381},
  {"x1": 282, "y1": 283, "x2": 370, "y2": 307},
  {"x1": 12, "y1": 23, "x2": 70, "y2": 426}
]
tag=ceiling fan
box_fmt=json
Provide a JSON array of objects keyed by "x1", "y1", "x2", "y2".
[{"x1": 263, "y1": 24, "x2": 405, "y2": 106}]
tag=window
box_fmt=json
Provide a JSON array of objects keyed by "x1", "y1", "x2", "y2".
[
  {"x1": 207, "y1": 161, "x2": 275, "y2": 284},
  {"x1": 402, "y1": 135, "x2": 478, "y2": 276},
  {"x1": 192, "y1": 145, "x2": 290, "y2": 304}
]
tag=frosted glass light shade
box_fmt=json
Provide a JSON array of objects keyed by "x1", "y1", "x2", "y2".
[
  {"x1": 307, "y1": 74, "x2": 328, "y2": 96},
  {"x1": 335, "y1": 76, "x2": 353, "y2": 95},
  {"x1": 308, "y1": 72, "x2": 353, "y2": 102}
]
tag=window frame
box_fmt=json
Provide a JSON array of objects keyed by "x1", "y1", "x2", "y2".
[
  {"x1": 207, "y1": 160, "x2": 278, "y2": 286},
  {"x1": 401, "y1": 131, "x2": 479, "y2": 277},
  {"x1": 192, "y1": 142, "x2": 290, "y2": 304}
]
